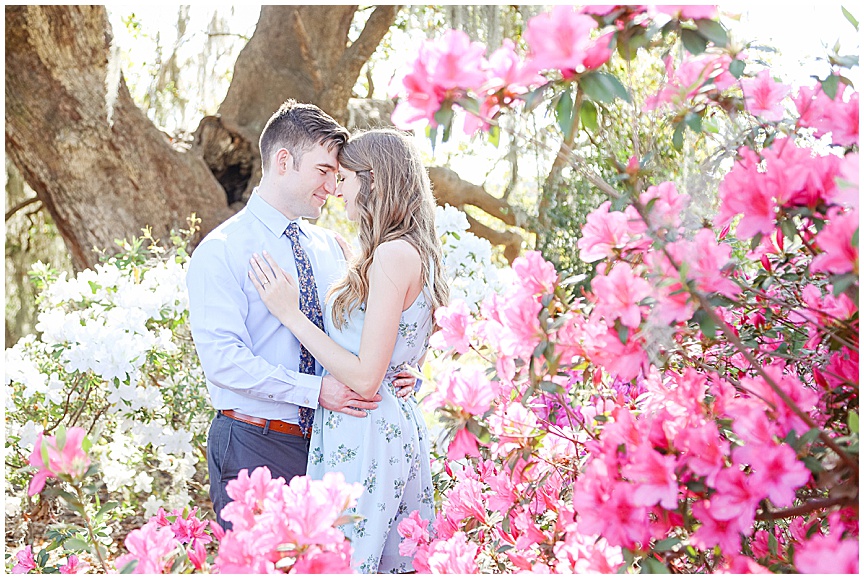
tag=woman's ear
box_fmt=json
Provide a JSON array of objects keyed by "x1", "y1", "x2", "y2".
[{"x1": 369, "y1": 169, "x2": 375, "y2": 191}]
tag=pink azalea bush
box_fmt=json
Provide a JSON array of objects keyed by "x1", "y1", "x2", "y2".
[
  {"x1": 394, "y1": 4, "x2": 858, "y2": 574},
  {"x1": 27, "y1": 427, "x2": 91, "y2": 496}
]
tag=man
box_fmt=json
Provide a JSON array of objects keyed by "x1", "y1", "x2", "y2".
[{"x1": 187, "y1": 100, "x2": 415, "y2": 529}]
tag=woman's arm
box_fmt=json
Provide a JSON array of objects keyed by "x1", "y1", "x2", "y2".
[{"x1": 249, "y1": 241, "x2": 422, "y2": 400}]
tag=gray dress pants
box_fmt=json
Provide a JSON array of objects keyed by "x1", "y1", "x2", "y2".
[{"x1": 206, "y1": 412, "x2": 310, "y2": 530}]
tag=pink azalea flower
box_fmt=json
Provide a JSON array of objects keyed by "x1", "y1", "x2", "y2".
[
  {"x1": 732, "y1": 442, "x2": 811, "y2": 507},
  {"x1": 833, "y1": 152, "x2": 859, "y2": 209},
  {"x1": 484, "y1": 39, "x2": 545, "y2": 95},
  {"x1": 645, "y1": 53, "x2": 734, "y2": 110},
  {"x1": 583, "y1": 31, "x2": 616, "y2": 71},
  {"x1": 690, "y1": 500, "x2": 749, "y2": 554},
  {"x1": 741, "y1": 70, "x2": 791, "y2": 121},
  {"x1": 674, "y1": 421, "x2": 729, "y2": 486},
  {"x1": 810, "y1": 207, "x2": 859, "y2": 274},
  {"x1": 524, "y1": 6, "x2": 599, "y2": 74},
  {"x1": 291, "y1": 544, "x2": 353, "y2": 574},
  {"x1": 795, "y1": 532, "x2": 859, "y2": 573},
  {"x1": 577, "y1": 201, "x2": 647, "y2": 262},
  {"x1": 447, "y1": 427, "x2": 481, "y2": 461},
  {"x1": 715, "y1": 553, "x2": 772, "y2": 573},
  {"x1": 640, "y1": 181, "x2": 690, "y2": 230},
  {"x1": 591, "y1": 262, "x2": 652, "y2": 328},
  {"x1": 426, "y1": 532, "x2": 480, "y2": 573},
  {"x1": 667, "y1": 229, "x2": 740, "y2": 298},
  {"x1": 392, "y1": 30, "x2": 488, "y2": 128},
  {"x1": 440, "y1": 366, "x2": 496, "y2": 416},
  {"x1": 716, "y1": 147, "x2": 777, "y2": 239},
  {"x1": 511, "y1": 250, "x2": 558, "y2": 297},
  {"x1": 587, "y1": 326, "x2": 649, "y2": 382},
  {"x1": 12, "y1": 545, "x2": 36, "y2": 574},
  {"x1": 795, "y1": 82, "x2": 859, "y2": 146},
  {"x1": 573, "y1": 473, "x2": 650, "y2": 549},
  {"x1": 621, "y1": 445, "x2": 679, "y2": 509},
  {"x1": 397, "y1": 510, "x2": 431, "y2": 557},
  {"x1": 708, "y1": 467, "x2": 761, "y2": 529},
  {"x1": 500, "y1": 291, "x2": 544, "y2": 356},
  {"x1": 654, "y1": 5, "x2": 719, "y2": 20},
  {"x1": 430, "y1": 299, "x2": 472, "y2": 354},
  {"x1": 115, "y1": 520, "x2": 178, "y2": 574},
  {"x1": 28, "y1": 427, "x2": 91, "y2": 496},
  {"x1": 58, "y1": 553, "x2": 89, "y2": 574},
  {"x1": 186, "y1": 540, "x2": 207, "y2": 571}
]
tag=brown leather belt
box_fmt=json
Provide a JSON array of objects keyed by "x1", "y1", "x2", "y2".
[{"x1": 220, "y1": 410, "x2": 310, "y2": 439}]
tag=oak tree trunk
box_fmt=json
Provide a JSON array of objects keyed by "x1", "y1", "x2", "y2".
[{"x1": 5, "y1": 6, "x2": 233, "y2": 270}]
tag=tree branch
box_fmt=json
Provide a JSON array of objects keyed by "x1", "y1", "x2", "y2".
[
  {"x1": 465, "y1": 214, "x2": 522, "y2": 262},
  {"x1": 291, "y1": 10, "x2": 323, "y2": 93},
  {"x1": 428, "y1": 166, "x2": 527, "y2": 227},
  {"x1": 756, "y1": 495, "x2": 856, "y2": 521},
  {"x1": 339, "y1": 5, "x2": 401, "y2": 73},
  {"x1": 5, "y1": 196, "x2": 41, "y2": 222}
]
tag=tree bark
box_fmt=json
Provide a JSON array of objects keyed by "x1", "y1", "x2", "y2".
[
  {"x1": 5, "y1": 6, "x2": 232, "y2": 270},
  {"x1": 6, "y1": 4, "x2": 528, "y2": 269}
]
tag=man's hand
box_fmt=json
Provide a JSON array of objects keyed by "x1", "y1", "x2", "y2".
[
  {"x1": 319, "y1": 374, "x2": 381, "y2": 417},
  {"x1": 392, "y1": 369, "x2": 419, "y2": 399}
]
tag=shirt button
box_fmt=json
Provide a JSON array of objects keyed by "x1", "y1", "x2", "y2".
[{"x1": 268, "y1": 395, "x2": 273, "y2": 399}]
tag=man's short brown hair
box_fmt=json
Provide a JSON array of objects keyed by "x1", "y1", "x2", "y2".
[{"x1": 259, "y1": 100, "x2": 349, "y2": 171}]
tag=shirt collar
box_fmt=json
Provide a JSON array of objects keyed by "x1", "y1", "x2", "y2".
[{"x1": 247, "y1": 189, "x2": 310, "y2": 238}]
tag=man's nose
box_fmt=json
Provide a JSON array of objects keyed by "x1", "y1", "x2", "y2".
[{"x1": 323, "y1": 172, "x2": 338, "y2": 195}]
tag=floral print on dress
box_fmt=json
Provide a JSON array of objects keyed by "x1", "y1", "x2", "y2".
[
  {"x1": 376, "y1": 417, "x2": 401, "y2": 442},
  {"x1": 307, "y1": 266, "x2": 436, "y2": 574}
]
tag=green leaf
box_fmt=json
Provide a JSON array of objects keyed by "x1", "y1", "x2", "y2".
[
  {"x1": 63, "y1": 537, "x2": 92, "y2": 552},
  {"x1": 642, "y1": 557, "x2": 671, "y2": 574},
  {"x1": 555, "y1": 89, "x2": 575, "y2": 139},
  {"x1": 695, "y1": 19, "x2": 729, "y2": 46},
  {"x1": 821, "y1": 74, "x2": 839, "y2": 99},
  {"x1": 540, "y1": 380, "x2": 562, "y2": 393},
  {"x1": 580, "y1": 71, "x2": 631, "y2": 104},
  {"x1": 802, "y1": 455, "x2": 825, "y2": 474},
  {"x1": 579, "y1": 99, "x2": 599, "y2": 132},
  {"x1": 696, "y1": 309, "x2": 716, "y2": 339},
  {"x1": 830, "y1": 273, "x2": 857, "y2": 295},
  {"x1": 842, "y1": 6, "x2": 859, "y2": 31},
  {"x1": 729, "y1": 59, "x2": 746, "y2": 79},
  {"x1": 684, "y1": 111, "x2": 702, "y2": 133},
  {"x1": 56, "y1": 424, "x2": 67, "y2": 450},
  {"x1": 672, "y1": 121, "x2": 685, "y2": 150},
  {"x1": 849, "y1": 411, "x2": 859, "y2": 433},
  {"x1": 488, "y1": 125, "x2": 500, "y2": 147},
  {"x1": 95, "y1": 501, "x2": 119, "y2": 521},
  {"x1": 654, "y1": 537, "x2": 682, "y2": 552},
  {"x1": 616, "y1": 323, "x2": 629, "y2": 345},
  {"x1": 37, "y1": 548, "x2": 49, "y2": 567},
  {"x1": 119, "y1": 559, "x2": 139, "y2": 574},
  {"x1": 852, "y1": 227, "x2": 858, "y2": 248},
  {"x1": 681, "y1": 28, "x2": 707, "y2": 55}
]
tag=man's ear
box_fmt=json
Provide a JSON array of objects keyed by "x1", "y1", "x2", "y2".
[{"x1": 275, "y1": 148, "x2": 293, "y2": 174}]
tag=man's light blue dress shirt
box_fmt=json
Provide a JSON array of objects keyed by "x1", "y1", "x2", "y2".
[{"x1": 186, "y1": 192, "x2": 346, "y2": 422}]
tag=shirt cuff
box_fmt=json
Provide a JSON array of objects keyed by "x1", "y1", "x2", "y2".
[{"x1": 296, "y1": 373, "x2": 323, "y2": 408}]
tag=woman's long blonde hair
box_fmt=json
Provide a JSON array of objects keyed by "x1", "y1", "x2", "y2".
[{"x1": 328, "y1": 129, "x2": 449, "y2": 329}]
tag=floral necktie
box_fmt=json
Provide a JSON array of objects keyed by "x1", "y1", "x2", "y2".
[{"x1": 285, "y1": 222, "x2": 324, "y2": 436}]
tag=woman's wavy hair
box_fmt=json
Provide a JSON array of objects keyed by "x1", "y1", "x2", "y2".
[{"x1": 327, "y1": 129, "x2": 449, "y2": 330}]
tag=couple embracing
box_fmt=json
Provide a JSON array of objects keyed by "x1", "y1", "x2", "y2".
[{"x1": 186, "y1": 100, "x2": 448, "y2": 574}]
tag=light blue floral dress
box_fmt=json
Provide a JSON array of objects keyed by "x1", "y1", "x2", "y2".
[{"x1": 307, "y1": 282, "x2": 435, "y2": 574}]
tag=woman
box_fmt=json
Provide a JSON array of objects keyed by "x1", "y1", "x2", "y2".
[{"x1": 248, "y1": 129, "x2": 448, "y2": 573}]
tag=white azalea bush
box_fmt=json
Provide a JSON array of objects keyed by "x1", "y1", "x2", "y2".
[
  {"x1": 5, "y1": 221, "x2": 212, "y2": 530},
  {"x1": 435, "y1": 204, "x2": 511, "y2": 311}
]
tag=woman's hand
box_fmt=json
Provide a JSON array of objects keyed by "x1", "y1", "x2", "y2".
[
  {"x1": 334, "y1": 232, "x2": 354, "y2": 261},
  {"x1": 248, "y1": 251, "x2": 303, "y2": 327}
]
